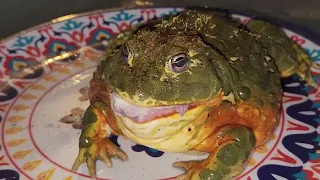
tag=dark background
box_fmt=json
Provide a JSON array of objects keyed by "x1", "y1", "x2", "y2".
[{"x1": 1, "y1": 0, "x2": 320, "y2": 40}]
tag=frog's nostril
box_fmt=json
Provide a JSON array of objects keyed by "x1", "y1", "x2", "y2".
[{"x1": 151, "y1": 75, "x2": 159, "y2": 80}]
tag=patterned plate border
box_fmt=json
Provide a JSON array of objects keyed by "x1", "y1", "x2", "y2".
[{"x1": 0, "y1": 6, "x2": 319, "y2": 180}]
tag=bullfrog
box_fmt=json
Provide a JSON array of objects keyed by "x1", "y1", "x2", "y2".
[{"x1": 71, "y1": 10, "x2": 319, "y2": 180}]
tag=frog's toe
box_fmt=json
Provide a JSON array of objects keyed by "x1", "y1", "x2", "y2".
[
  {"x1": 174, "y1": 161, "x2": 223, "y2": 180},
  {"x1": 173, "y1": 161, "x2": 202, "y2": 180},
  {"x1": 99, "y1": 148, "x2": 113, "y2": 167},
  {"x1": 71, "y1": 148, "x2": 86, "y2": 172},
  {"x1": 71, "y1": 146, "x2": 99, "y2": 178},
  {"x1": 71, "y1": 138, "x2": 128, "y2": 178},
  {"x1": 173, "y1": 160, "x2": 201, "y2": 171},
  {"x1": 87, "y1": 158, "x2": 97, "y2": 178},
  {"x1": 103, "y1": 139, "x2": 128, "y2": 161}
]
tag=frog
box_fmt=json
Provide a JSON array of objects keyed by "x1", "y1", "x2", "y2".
[{"x1": 71, "y1": 9, "x2": 319, "y2": 180}]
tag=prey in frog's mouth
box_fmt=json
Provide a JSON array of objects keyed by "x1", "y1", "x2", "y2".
[{"x1": 110, "y1": 91, "x2": 223, "y2": 123}]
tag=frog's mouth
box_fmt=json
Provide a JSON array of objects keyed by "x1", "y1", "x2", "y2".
[{"x1": 110, "y1": 91, "x2": 223, "y2": 123}]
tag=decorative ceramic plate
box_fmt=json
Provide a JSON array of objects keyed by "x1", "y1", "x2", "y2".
[{"x1": 0, "y1": 6, "x2": 320, "y2": 180}]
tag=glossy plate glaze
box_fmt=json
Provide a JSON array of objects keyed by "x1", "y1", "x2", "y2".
[{"x1": 0, "y1": 7, "x2": 319, "y2": 180}]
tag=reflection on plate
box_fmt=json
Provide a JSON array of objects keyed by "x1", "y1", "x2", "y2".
[{"x1": 0, "y1": 7, "x2": 319, "y2": 180}]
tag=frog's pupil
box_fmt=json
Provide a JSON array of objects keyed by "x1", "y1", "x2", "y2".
[
  {"x1": 121, "y1": 46, "x2": 129, "y2": 61},
  {"x1": 173, "y1": 57, "x2": 188, "y2": 67},
  {"x1": 122, "y1": 48, "x2": 128, "y2": 57},
  {"x1": 169, "y1": 54, "x2": 190, "y2": 73}
]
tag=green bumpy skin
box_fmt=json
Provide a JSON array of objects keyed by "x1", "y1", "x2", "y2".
[{"x1": 199, "y1": 126, "x2": 255, "y2": 180}]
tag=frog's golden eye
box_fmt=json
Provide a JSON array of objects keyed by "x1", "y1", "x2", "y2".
[
  {"x1": 168, "y1": 53, "x2": 190, "y2": 73},
  {"x1": 120, "y1": 45, "x2": 132, "y2": 64}
]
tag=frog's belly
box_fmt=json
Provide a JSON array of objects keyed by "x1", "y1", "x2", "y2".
[{"x1": 114, "y1": 106, "x2": 214, "y2": 152}]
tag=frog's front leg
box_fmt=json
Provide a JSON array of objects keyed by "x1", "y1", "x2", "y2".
[
  {"x1": 71, "y1": 101, "x2": 128, "y2": 178},
  {"x1": 174, "y1": 125, "x2": 256, "y2": 180}
]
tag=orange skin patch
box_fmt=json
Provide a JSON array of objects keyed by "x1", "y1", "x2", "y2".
[
  {"x1": 193, "y1": 103, "x2": 280, "y2": 153},
  {"x1": 88, "y1": 75, "x2": 122, "y2": 136}
]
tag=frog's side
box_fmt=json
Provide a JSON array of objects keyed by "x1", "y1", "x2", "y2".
[{"x1": 71, "y1": 10, "x2": 319, "y2": 180}]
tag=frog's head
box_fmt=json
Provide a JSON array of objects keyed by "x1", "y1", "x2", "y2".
[{"x1": 103, "y1": 21, "x2": 223, "y2": 115}]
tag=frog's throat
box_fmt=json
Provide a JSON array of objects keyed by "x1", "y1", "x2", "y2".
[
  {"x1": 114, "y1": 102, "x2": 217, "y2": 152},
  {"x1": 110, "y1": 92, "x2": 223, "y2": 152}
]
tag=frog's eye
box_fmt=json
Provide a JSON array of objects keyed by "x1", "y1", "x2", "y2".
[
  {"x1": 121, "y1": 45, "x2": 131, "y2": 63},
  {"x1": 168, "y1": 53, "x2": 190, "y2": 73}
]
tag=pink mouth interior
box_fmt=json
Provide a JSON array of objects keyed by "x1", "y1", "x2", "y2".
[{"x1": 110, "y1": 92, "x2": 189, "y2": 123}]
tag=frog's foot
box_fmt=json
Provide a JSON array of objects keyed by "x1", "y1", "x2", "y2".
[
  {"x1": 291, "y1": 42, "x2": 320, "y2": 87},
  {"x1": 71, "y1": 104, "x2": 128, "y2": 178},
  {"x1": 173, "y1": 125, "x2": 256, "y2": 180},
  {"x1": 72, "y1": 137, "x2": 128, "y2": 178}
]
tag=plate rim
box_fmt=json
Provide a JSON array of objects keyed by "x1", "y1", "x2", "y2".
[{"x1": 1, "y1": 6, "x2": 320, "y2": 46}]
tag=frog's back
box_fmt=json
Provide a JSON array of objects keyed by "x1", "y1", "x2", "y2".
[
  {"x1": 210, "y1": 28, "x2": 283, "y2": 109},
  {"x1": 160, "y1": 10, "x2": 283, "y2": 108}
]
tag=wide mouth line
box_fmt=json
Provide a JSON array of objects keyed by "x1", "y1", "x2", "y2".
[
  {"x1": 110, "y1": 91, "x2": 193, "y2": 123},
  {"x1": 110, "y1": 90, "x2": 192, "y2": 107},
  {"x1": 110, "y1": 91, "x2": 223, "y2": 123}
]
